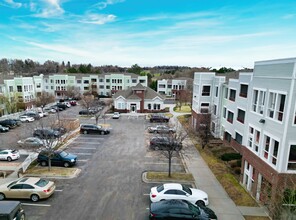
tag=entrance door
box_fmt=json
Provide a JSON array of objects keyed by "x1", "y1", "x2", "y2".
[{"x1": 131, "y1": 104, "x2": 136, "y2": 113}]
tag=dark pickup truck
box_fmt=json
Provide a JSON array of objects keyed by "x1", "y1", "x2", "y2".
[{"x1": 0, "y1": 201, "x2": 25, "y2": 220}]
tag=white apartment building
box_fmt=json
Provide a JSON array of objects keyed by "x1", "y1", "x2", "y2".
[
  {"x1": 0, "y1": 72, "x2": 147, "y2": 112},
  {"x1": 157, "y1": 77, "x2": 192, "y2": 98},
  {"x1": 191, "y1": 58, "x2": 296, "y2": 210}
]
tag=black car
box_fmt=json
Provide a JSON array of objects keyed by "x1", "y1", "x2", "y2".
[
  {"x1": 149, "y1": 199, "x2": 217, "y2": 220},
  {"x1": 0, "y1": 201, "x2": 25, "y2": 220},
  {"x1": 79, "y1": 109, "x2": 97, "y2": 115},
  {"x1": 33, "y1": 128, "x2": 61, "y2": 139},
  {"x1": 150, "y1": 114, "x2": 170, "y2": 123},
  {"x1": 56, "y1": 103, "x2": 68, "y2": 110},
  {"x1": 0, "y1": 119, "x2": 18, "y2": 129},
  {"x1": 37, "y1": 150, "x2": 77, "y2": 168},
  {"x1": 150, "y1": 137, "x2": 182, "y2": 151},
  {"x1": 80, "y1": 124, "x2": 110, "y2": 135}
]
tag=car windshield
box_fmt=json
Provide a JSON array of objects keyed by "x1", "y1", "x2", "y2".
[
  {"x1": 59, "y1": 151, "x2": 68, "y2": 157},
  {"x1": 187, "y1": 202, "x2": 200, "y2": 215},
  {"x1": 156, "y1": 185, "x2": 164, "y2": 192},
  {"x1": 35, "y1": 179, "x2": 49, "y2": 187},
  {"x1": 182, "y1": 185, "x2": 192, "y2": 195}
]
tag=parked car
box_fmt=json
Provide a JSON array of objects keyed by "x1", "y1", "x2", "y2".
[
  {"x1": 44, "y1": 107, "x2": 56, "y2": 114},
  {"x1": 112, "y1": 112, "x2": 120, "y2": 119},
  {"x1": 69, "y1": 100, "x2": 77, "y2": 106},
  {"x1": 33, "y1": 128, "x2": 61, "y2": 139},
  {"x1": 150, "y1": 137, "x2": 182, "y2": 151},
  {"x1": 80, "y1": 124, "x2": 110, "y2": 135},
  {"x1": 19, "y1": 115, "x2": 35, "y2": 122},
  {"x1": 0, "y1": 119, "x2": 18, "y2": 129},
  {"x1": 0, "y1": 149, "x2": 20, "y2": 162},
  {"x1": 150, "y1": 114, "x2": 170, "y2": 123},
  {"x1": 0, "y1": 177, "x2": 56, "y2": 202},
  {"x1": 150, "y1": 183, "x2": 209, "y2": 206},
  {"x1": 56, "y1": 103, "x2": 68, "y2": 110},
  {"x1": 37, "y1": 150, "x2": 77, "y2": 167},
  {"x1": 17, "y1": 137, "x2": 44, "y2": 148},
  {"x1": 0, "y1": 201, "x2": 25, "y2": 220},
  {"x1": 10, "y1": 119, "x2": 22, "y2": 126},
  {"x1": 149, "y1": 199, "x2": 217, "y2": 220},
  {"x1": 0, "y1": 125, "x2": 9, "y2": 132},
  {"x1": 148, "y1": 125, "x2": 176, "y2": 133},
  {"x1": 23, "y1": 112, "x2": 40, "y2": 120},
  {"x1": 79, "y1": 109, "x2": 97, "y2": 115}
]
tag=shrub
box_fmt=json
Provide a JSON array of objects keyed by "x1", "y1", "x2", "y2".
[{"x1": 221, "y1": 153, "x2": 242, "y2": 161}]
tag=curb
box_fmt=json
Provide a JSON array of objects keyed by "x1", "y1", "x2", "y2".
[
  {"x1": 142, "y1": 171, "x2": 195, "y2": 185},
  {"x1": 23, "y1": 168, "x2": 82, "y2": 179}
]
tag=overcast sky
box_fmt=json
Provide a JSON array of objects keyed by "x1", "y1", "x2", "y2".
[{"x1": 1, "y1": 0, "x2": 296, "y2": 69}]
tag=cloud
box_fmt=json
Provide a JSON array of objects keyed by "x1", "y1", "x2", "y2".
[
  {"x1": 1, "y1": 0, "x2": 22, "y2": 8},
  {"x1": 32, "y1": 0, "x2": 64, "y2": 18},
  {"x1": 282, "y1": 14, "x2": 295, "y2": 19},
  {"x1": 79, "y1": 13, "x2": 116, "y2": 25},
  {"x1": 94, "y1": 0, "x2": 125, "y2": 10}
]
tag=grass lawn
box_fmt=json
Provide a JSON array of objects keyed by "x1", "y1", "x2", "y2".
[
  {"x1": 146, "y1": 171, "x2": 194, "y2": 182},
  {"x1": 244, "y1": 217, "x2": 270, "y2": 220},
  {"x1": 174, "y1": 105, "x2": 191, "y2": 113}
]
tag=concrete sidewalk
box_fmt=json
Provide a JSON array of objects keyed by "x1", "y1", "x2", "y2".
[{"x1": 168, "y1": 104, "x2": 269, "y2": 220}]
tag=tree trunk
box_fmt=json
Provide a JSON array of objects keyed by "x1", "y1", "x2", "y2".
[{"x1": 168, "y1": 154, "x2": 172, "y2": 177}]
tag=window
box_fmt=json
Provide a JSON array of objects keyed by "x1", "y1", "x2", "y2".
[
  {"x1": 91, "y1": 79, "x2": 97, "y2": 82},
  {"x1": 139, "y1": 79, "x2": 145, "y2": 83},
  {"x1": 9, "y1": 86, "x2": 13, "y2": 92},
  {"x1": 237, "y1": 109, "x2": 245, "y2": 124},
  {"x1": 223, "y1": 107, "x2": 226, "y2": 118},
  {"x1": 211, "y1": 122, "x2": 215, "y2": 133},
  {"x1": 248, "y1": 127, "x2": 260, "y2": 153},
  {"x1": 17, "y1": 85, "x2": 22, "y2": 92},
  {"x1": 77, "y1": 80, "x2": 81, "y2": 84},
  {"x1": 215, "y1": 86, "x2": 218, "y2": 97},
  {"x1": 200, "y1": 103, "x2": 209, "y2": 113},
  {"x1": 252, "y1": 89, "x2": 266, "y2": 114},
  {"x1": 99, "y1": 85, "x2": 104, "y2": 89},
  {"x1": 148, "y1": 104, "x2": 151, "y2": 110},
  {"x1": 99, "y1": 78, "x2": 104, "y2": 82},
  {"x1": 50, "y1": 79, "x2": 53, "y2": 83},
  {"x1": 229, "y1": 89, "x2": 236, "y2": 101},
  {"x1": 288, "y1": 145, "x2": 296, "y2": 170},
  {"x1": 224, "y1": 132, "x2": 231, "y2": 142},
  {"x1": 36, "y1": 83, "x2": 41, "y2": 88},
  {"x1": 263, "y1": 135, "x2": 279, "y2": 166},
  {"x1": 235, "y1": 132, "x2": 243, "y2": 144},
  {"x1": 83, "y1": 80, "x2": 89, "y2": 84},
  {"x1": 168, "y1": 84, "x2": 172, "y2": 88},
  {"x1": 240, "y1": 84, "x2": 248, "y2": 98},
  {"x1": 213, "y1": 105, "x2": 217, "y2": 115},
  {"x1": 227, "y1": 111, "x2": 234, "y2": 123},
  {"x1": 55, "y1": 80, "x2": 60, "y2": 84},
  {"x1": 159, "y1": 84, "x2": 166, "y2": 89},
  {"x1": 267, "y1": 92, "x2": 286, "y2": 122},
  {"x1": 106, "y1": 85, "x2": 110, "y2": 89},
  {"x1": 84, "y1": 87, "x2": 89, "y2": 90},
  {"x1": 61, "y1": 80, "x2": 66, "y2": 84},
  {"x1": 106, "y1": 79, "x2": 110, "y2": 83},
  {"x1": 132, "y1": 79, "x2": 137, "y2": 83},
  {"x1": 202, "y1": 85, "x2": 210, "y2": 96}
]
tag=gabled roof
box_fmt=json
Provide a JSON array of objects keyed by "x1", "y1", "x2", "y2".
[{"x1": 113, "y1": 84, "x2": 164, "y2": 100}]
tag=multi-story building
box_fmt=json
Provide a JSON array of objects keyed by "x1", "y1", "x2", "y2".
[
  {"x1": 157, "y1": 77, "x2": 192, "y2": 99},
  {"x1": 191, "y1": 58, "x2": 296, "y2": 211}
]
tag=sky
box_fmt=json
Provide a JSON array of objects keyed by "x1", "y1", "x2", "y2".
[{"x1": 1, "y1": 0, "x2": 296, "y2": 69}]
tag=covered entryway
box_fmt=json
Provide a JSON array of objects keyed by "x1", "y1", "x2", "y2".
[{"x1": 130, "y1": 104, "x2": 137, "y2": 113}]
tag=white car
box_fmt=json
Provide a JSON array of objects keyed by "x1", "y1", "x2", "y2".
[
  {"x1": 150, "y1": 183, "x2": 209, "y2": 206},
  {"x1": 112, "y1": 112, "x2": 120, "y2": 119},
  {"x1": 19, "y1": 115, "x2": 35, "y2": 122},
  {"x1": 0, "y1": 149, "x2": 20, "y2": 162}
]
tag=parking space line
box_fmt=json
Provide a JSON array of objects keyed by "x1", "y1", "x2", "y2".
[
  {"x1": 22, "y1": 203, "x2": 51, "y2": 207},
  {"x1": 70, "y1": 147, "x2": 97, "y2": 150},
  {"x1": 78, "y1": 159, "x2": 88, "y2": 162},
  {"x1": 71, "y1": 142, "x2": 100, "y2": 145},
  {"x1": 77, "y1": 137, "x2": 104, "y2": 140},
  {"x1": 143, "y1": 194, "x2": 150, "y2": 196},
  {"x1": 144, "y1": 162, "x2": 181, "y2": 166},
  {"x1": 72, "y1": 153, "x2": 93, "y2": 155},
  {"x1": 55, "y1": 189, "x2": 63, "y2": 192}
]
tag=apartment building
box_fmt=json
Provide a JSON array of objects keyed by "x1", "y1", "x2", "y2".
[
  {"x1": 191, "y1": 58, "x2": 296, "y2": 209},
  {"x1": 157, "y1": 77, "x2": 192, "y2": 99}
]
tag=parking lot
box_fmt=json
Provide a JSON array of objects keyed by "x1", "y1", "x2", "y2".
[{"x1": 1, "y1": 105, "x2": 187, "y2": 219}]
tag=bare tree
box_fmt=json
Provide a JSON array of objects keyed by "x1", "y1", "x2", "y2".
[
  {"x1": 150, "y1": 122, "x2": 188, "y2": 177},
  {"x1": 80, "y1": 92, "x2": 95, "y2": 112},
  {"x1": 35, "y1": 91, "x2": 55, "y2": 109},
  {"x1": 0, "y1": 94, "x2": 18, "y2": 113},
  {"x1": 65, "y1": 86, "x2": 81, "y2": 99}
]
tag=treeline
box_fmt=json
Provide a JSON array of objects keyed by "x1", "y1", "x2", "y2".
[{"x1": 0, "y1": 58, "x2": 250, "y2": 77}]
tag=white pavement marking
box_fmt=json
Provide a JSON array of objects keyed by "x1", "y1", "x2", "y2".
[
  {"x1": 143, "y1": 194, "x2": 150, "y2": 196},
  {"x1": 78, "y1": 159, "x2": 88, "y2": 162},
  {"x1": 77, "y1": 137, "x2": 104, "y2": 140},
  {"x1": 22, "y1": 203, "x2": 51, "y2": 207},
  {"x1": 55, "y1": 190, "x2": 63, "y2": 192},
  {"x1": 70, "y1": 147, "x2": 97, "y2": 150},
  {"x1": 144, "y1": 162, "x2": 180, "y2": 166},
  {"x1": 72, "y1": 153, "x2": 93, "y2": 155},
  {"x1": 71, "y1": 142, "x2": 100, "y2": 145}
]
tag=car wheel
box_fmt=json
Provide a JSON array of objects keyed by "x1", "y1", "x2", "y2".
[
  {"x1": 101, "y1": 131, "x2": 105, "y2": 135},
  {"x1": 154, "y1": 130, "x2": 157, "y2": 133},
  {"x1": 64, "y1": 162, "x2": 70, "y2": 168},
  {"x1": 0, "y1": 193, "x2": 5, "y2": 200},
  {"x1": 7, "y1": 157, "x2": 12, "y2": 162},
  {"x1": 40, "y1": 161, "x2": 47, "y2": 166},
  {"x1": 31, "y1": 194, "x2": 39, "y2": 202},
  {"x1": 83, "y1": 130, "x2": 88, "y2": 134},
  {"x1": 196, "y1": 200, "x2": 206, "y2": 207},
  {"x1": 154, "y1": 146, "x2": 159, "y2": 151}
]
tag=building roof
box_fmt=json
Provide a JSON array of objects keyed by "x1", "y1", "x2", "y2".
[{"x1": 113, "y1": 83, "x2": 164, "y2": 100}]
